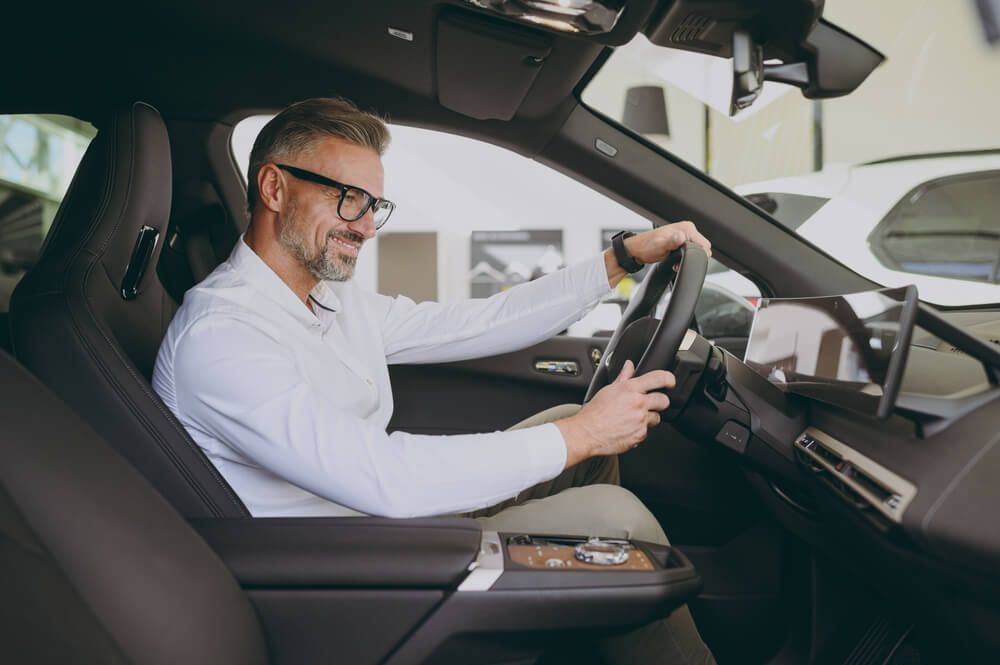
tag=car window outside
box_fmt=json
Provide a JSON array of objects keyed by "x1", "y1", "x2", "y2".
[
  {"x1": 743, "y1": 193, "x2": 830, "y2": 232},
  {"x1": 581, "y1": 0, "x2": 1000, "y2": 306},
  {"x1": 870, "y1": 171, "x2": 1000, "y2": 283},
  {"x1": 232, "y1": 118, "x2": 760, "y2": 338},
  {"x1": 0, "y1": 115, "x2": 95, "y2": 311}
]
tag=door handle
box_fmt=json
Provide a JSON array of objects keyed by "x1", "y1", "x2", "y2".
[{"x1": 534, "y1": 360, "x2": 580, "y2": 376}]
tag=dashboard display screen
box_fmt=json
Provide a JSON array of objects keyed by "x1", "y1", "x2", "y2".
[{"x1": 744, "y1": 287, "x2": 918, "y2": 418}]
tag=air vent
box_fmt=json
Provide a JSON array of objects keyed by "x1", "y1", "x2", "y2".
[
  {"x1": 795, "y1": 428, "x2": 917, "y2": 524},
  {"x1": 670, "y1": 13, "x2": 712, "y2": 43}
]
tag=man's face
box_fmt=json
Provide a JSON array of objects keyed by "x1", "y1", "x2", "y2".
[{"x1": 277, "y1": 136, "x2": 384, "y2": 282}]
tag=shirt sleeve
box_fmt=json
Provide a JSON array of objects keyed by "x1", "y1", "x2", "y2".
[
  {"x1": 172, "y1": 316, "x2": 567, "y2": 518},
  {"x1": 379, "y1": 253, "x2": 613, "y2": 365}
]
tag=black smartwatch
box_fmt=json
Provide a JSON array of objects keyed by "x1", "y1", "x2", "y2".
[{"x1": 611, "y1": 231, "x2": 643, "y2": 274}]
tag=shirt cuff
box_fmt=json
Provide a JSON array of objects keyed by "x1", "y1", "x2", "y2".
[
  {"x1": 572, "y1": 253, "x2": 617, "y2": 306},
  {"x1": 527, "y1": 422, "x2": 569, "y2": 478}
]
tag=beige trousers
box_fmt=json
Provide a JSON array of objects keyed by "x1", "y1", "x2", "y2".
[{"x1": 457, "y1": 404, "x2": 717, "y2": 665}]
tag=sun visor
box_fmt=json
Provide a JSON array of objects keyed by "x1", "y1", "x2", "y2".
[{"x1": 436, "y1": 12, "x2": 552, "y2": 121}]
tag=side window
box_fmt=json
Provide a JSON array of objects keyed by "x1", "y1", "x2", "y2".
[
  {"x1": 742, "y1": 192, "x2": 830, "y2": 232},
  {"x1": 231, "y1": 118, "x2": 760, "y2": 338},
  {"x1": 870, "y1": 172, "x2": 1000, "y2": 284},
  {"x1": 0, "y1": 115, "x2": 95, "y2": 311}
]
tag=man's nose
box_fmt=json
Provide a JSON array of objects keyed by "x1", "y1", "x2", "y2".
[{"x1": 347, "y1": 209, "x2": 378, "y2": 239}]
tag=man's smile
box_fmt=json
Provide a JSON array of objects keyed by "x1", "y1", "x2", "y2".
[{"x1": 327, "y1": 231, "x2": 364, "y2": 258}]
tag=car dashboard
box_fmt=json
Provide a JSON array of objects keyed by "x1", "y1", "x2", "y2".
[{"x1": 680, "y1": 302, "x2": 1000, "y2": 651}]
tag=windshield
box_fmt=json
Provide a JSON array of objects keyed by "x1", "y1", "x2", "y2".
[{"x1": 582, "y1": 0, "x2": 1000, "y2": 306}]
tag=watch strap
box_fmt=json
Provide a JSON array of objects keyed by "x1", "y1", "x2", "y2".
[{"x1": 611, "y1": 231, "x2": 643, "y2": 274}]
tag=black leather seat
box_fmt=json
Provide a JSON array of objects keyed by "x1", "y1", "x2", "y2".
[
  {"x1": 9, "y1": 102, "x2": 247, "y2": 518},
  {"x1": 0, "y1": 350, "x2": 268, "y2": 664}
]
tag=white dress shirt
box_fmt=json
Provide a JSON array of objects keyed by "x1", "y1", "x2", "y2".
[{"x1": 153, "y1": 238, "x2": 612, "y2": 518}]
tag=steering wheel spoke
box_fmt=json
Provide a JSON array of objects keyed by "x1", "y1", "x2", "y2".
[{"x1": 584, "y1": 243, "x2": 710, "y2": 408}]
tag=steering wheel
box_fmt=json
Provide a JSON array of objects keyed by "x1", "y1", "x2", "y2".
[{"x1": 584, "y1": 242, "x2": 709, "y2": 402}]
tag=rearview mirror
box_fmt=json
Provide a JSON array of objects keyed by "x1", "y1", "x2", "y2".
[
  {"x1": 730, "y1": 30, "x2": 763, "y2": 115},
  {"x1": 726, "y1": 20, "x2": 885, "y2": 115}
]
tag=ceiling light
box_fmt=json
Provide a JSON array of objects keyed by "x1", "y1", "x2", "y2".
[{"x1": 463, "y1": 0, "x2": 624, "y2": 35}]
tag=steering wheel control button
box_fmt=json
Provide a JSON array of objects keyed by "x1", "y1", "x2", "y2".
[
  {"x1": 574, "y1": 537, "x2": 629, "y2": 566},
  {"x1": 714, "y1": 420, "x2": 750, "y2": 454}
]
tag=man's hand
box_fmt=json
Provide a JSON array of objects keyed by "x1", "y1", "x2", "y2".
[
  {"x1": 605, "y1": 221, "x2": 712, "y2": 288},
  {"x1": 555, "y1": 360, "x2": 675, "y2": 469}
]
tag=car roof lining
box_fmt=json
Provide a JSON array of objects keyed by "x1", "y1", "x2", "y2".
[
  {"x1": 4, "y1": 0, "x2": 885, "y2": 301},
  {"x1": 2, "y1": 1, "x2": 614, "y2": 148}
]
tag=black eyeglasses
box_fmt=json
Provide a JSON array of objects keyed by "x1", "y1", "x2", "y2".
[{"x1": 275, "y1": 163, "x2": 395, "y2": 229}]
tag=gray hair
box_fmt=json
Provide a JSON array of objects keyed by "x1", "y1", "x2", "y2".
[{"x1": 246, "y1": 97, "x2": 390, "y2": 214}]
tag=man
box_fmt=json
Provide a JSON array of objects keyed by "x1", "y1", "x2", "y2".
[{"x1": 153, "y1": 97, "x2": 715, "y2": 664}]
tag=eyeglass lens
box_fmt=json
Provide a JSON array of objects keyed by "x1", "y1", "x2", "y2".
[
  {"x1": 338, "y1": 187, "x2": 394, "y2": 228},
  {"x1": 371, "y1": 200, "x2": 394, "y2": 229}
]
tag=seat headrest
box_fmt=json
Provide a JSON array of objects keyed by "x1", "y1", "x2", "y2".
[
  {"x1": 9, "y1": 101, "x2": 249, "y2": 518},
  {"x1": 35, "y1": 101, "x2": 172, "y2": 308}
]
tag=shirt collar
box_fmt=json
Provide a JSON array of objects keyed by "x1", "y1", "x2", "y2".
[
  {"x1": 229, "y1": 236, "x2": 342, "y2": 328},
  {"x1": 309, "y1": 280, "x2": 341, "y2": 313}
]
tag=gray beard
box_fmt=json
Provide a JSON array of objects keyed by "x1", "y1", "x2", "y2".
[{"x1": 279, "y1": 206, "x2": 362, "y2": 282}]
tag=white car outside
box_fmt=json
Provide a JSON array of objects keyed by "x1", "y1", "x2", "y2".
[{"x1": 735, "y1": 153, "x2": 1000, "y2": 307}]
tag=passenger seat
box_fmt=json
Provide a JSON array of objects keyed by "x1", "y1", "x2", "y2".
[{"x1": 0, "y1": 350, "x2": 268, "y2": 664}]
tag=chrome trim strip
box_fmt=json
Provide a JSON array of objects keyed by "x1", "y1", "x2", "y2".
[
  {"x1": 534, "y1": 360, "x2": 580, "y2": 376},
  {"x1": 457, "y1": 531, "x2": 504, "y2": 591},
  {"x1": 679, "y1": 328, "x2": 697, "y2": 351}
]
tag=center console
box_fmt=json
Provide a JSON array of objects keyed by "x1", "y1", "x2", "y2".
[
  {"x1": 192, "y1": 517, "x2": 702, "y2": 665},
  {"x1": 460, "y1": 532, "x2": 700, "y2": 591}
]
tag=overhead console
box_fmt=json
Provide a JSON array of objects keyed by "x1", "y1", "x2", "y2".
[{"x1": 438, "y1": 0, "x2": 885, "y2": 121}]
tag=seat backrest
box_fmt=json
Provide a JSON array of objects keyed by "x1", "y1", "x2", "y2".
[
  {"x1": 0, "y1": 350, "x2": 268, "y2": 665},
  {"x1": 9, "y1": 101, "x2": 248, "y2": 518}
]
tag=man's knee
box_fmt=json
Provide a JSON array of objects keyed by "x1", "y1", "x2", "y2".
[
  {"x1": 550, "y1": 484, "x2": 668, "y2": 545},
  {"x1": 472, "y1": 483, "x2": 670, "y2": 546}
]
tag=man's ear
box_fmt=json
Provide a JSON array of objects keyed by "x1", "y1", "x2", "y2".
[{"x1": 257, "y1": 164, "x2": 285, "y2": 213}]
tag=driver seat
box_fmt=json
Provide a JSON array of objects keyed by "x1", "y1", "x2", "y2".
[{"x1": 9, "y1": 101, "x2": 247, "y2": 518}]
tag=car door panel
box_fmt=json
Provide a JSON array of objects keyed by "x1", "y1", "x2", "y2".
[
  {"x1": 388, "y1": 333, "x2": 793, "y2": 662},
  {"x1": 388, "y1": 336, "x2": 605, "y2": 435}
]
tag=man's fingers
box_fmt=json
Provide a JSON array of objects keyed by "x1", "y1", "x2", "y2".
[
  {"x1": 615, "y1": 359, "x2": 635, "y2": 383},
  {"x1": 688, "y1": 229, "x2": 712, "y2": 258},
  {"x1": 665, "y1": 222, "x2": 712, "y2": 258},
  {"x1": 644, "y1": 391, "x2": 671, "y2": 413},
  {"x1": 645, "y1": 411, "x2": 661, "y2": 428},
  {"x1": 630, "y1": 369, "x2": 676, "y2": 393}
]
